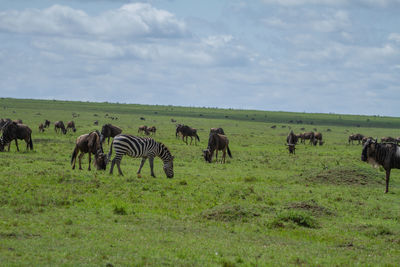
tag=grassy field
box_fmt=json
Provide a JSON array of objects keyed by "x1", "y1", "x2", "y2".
[{"x1": 0, "y1": 98, "x2": 399, "y2": 266}]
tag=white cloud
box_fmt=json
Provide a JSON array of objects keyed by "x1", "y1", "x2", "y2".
[
  {"x1": 389, "y1": 33, "x2": 400, "y2": 43},
  {"x1": 261, "y1": 0, "x2": 400, "y2": 7}
]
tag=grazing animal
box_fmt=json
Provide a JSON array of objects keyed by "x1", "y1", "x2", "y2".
[
  {"x1": 349, "y1": 133, "x2": 364, "y2": 145},
  {"x1": 147, "y1": 126, "x2": 157, "y2": 135},
  {"x1": 361, "y1": 139, "x2": 400, "y2": 193},
  {"x1": 66, "y1": 121, "x2": 76, "y2": 132},
  {"x1": 100, "y1": 124, "x2": 122, "y2": 144},
  {"x1": 171, "y1": 118, "x2": 177, "y2": 123},
  {"x1": 108, "y1": 135, "x2": 174, "y2": 178},
  {"x1": 381, "y1": 137, "x2": 397, "y2": 143},
  {"x1": 175, "y1": 124, "x2": 184, "y2": 138},
  {"x1": 44, "y1": 120, "x2": 51, "y2": 128},
  {"x1": 362, "y1": 136, "x2": 373, "y2": 145},
  {"x1": 94, "y1": 120, "x2": 99, "y2": 126},
  {"x1": 301, "y1": 132, "x2": 315, "y2": 144},
  {"x1": 314, "y1": 132, "x2": 323, "y2": 145},
  {"x1": 286, "y1": 130, "x2": 298, "y2": 154},
  {"x1": 138, "y1": 125, "x2": 148, "y2": 135},
  {"x1": 210, "y1": 128, "x2": 225, "y2": 135},
  {"x1": 38, "y1": 123, "x2": 45, "y2": 133},
  {"x1": 203, "y1": 133, "x2": 232, "y2": 163},
  {"x1": 177, "y1": 125, "x2": 200, "y2": 145},
  {"x1": 140, "y1": 117, "x2": 146, "y2": 121},
  {"x1": 71, "y1": 130, "x2": 106, "y2": 171},
  {"x1": 0, "y1": 121, "x2": 33, "y2": 152},
  {"x1": 271, "y1": 125, "x2": 276, "y2": 129},
  {"x1": 54, "y1": 121, "x2": 67, "y2": 134}
]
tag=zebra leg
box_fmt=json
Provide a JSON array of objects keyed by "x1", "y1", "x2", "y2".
[
  {"x1": 137, "y1": 157, "x2": 147, "y2": 176},
  {"x1": 116, "y1": 160, "x2": 123, "y2": 176},
  {"x1": 109, "y1": 158, "x2": 116, "y2": 174},
  {"x1": 149, "y1": 157, "x2": 156, "y2": 177},
  {"x1": 385, "y1": 169, "x2": 391, "y2": 193}
]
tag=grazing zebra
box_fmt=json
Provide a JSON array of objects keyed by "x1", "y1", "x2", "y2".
[
  {"x1": 108, "y1": 134, "x2": 174, "y2": 178},
  {"x1": 361, "y1": 139, "x2": 400, "y2": 193}
]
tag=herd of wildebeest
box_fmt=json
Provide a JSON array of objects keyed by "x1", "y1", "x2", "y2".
[{"x1": 0, "y1": 117, "x2": 400, "y2": 193}]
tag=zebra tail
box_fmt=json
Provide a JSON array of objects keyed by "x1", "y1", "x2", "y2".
[
  {"x1": 71, "y1": 146, "x2": 78, "y2": 165},
  {"x1": 227, "y1": 145, "x2": 232, "y2": 158}
]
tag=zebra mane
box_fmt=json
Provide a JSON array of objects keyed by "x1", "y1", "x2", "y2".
[{"x1": 157, "y1": 141, "x2": 173, "y2": 159}]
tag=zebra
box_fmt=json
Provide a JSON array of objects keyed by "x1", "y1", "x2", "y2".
[
  {"x1": 107, "y1": 134, "x2": 174, "y2": 178},
  {"x1": 361, "y1": 138, "x2": 400, "y2": 193}
]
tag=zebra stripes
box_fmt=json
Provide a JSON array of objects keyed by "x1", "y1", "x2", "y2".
[{"x1": 108, "y1": 134, "x2": 174, "y2": 178}]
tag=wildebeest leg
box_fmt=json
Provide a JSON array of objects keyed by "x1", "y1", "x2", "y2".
[
  {"x1": 78, "y1": 152, "x2": 85, "y2": 170},
  {"x1": 7, "y1": 142, "x2": 11, "y2": 152},
  {"x1": 137, "y1": 157, "x2": 147, "y2": 176},
  {"x1": 107, "y1": 137, "x2": 110, "y2": 145},
  {"x1": 88, "y1": 153, "x2": 92, "y2": 171},
  {"x1": 215, "y1": 150, "x2": 218, "y2": 163},
  {"x1": 385, "y1": 169, "x2": 391, "y2": 193},
  {"x1": 190, "y1": 136, "x2": 193, "y2": 145},
  {"x1": 222, "y1": 148, "x2": 226, "y2": 163},
  {"x1": 149, "y1": 157, "x2": 156, "y2": 177}
]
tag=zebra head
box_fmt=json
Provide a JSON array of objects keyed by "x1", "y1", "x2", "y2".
[
  {"x1": 163, "y1": 156, "x2": 174, "y2": 178},
  {"x1": 361, "y1": 138, "x2": 377, "y2": 162}
]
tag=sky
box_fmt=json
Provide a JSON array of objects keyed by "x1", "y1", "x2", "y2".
[{"x1": 0, "y1": 0, "x2": 399, "y2": 116}]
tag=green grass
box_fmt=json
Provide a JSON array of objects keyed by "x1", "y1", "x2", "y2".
[{"x1": 0, "y1": 98, "x2": 399, "y2": 266}]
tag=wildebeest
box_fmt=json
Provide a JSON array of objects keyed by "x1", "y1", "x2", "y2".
[
  {"x1": 381, "y1": 137, "x2": 397, "y2": 144},
  {"x1": 0, "y1": 120, "x2": 33, "y2": 152},
  {"x1": 71, "y1": 130, "x2": 107, "y2": 171},
  {"x1": 177, "y1": 125, "x2": 200, "y2": 145},
  {"x1": 54, "y1": 121, "x2": 67, "y2": 134},
  {"x1": 140, "y1": 117, "x2": 146, "y2": 121},
  {"x1": 286, "y1": 130, "x2": 298, "y2": 154},
  {"x1": 67, "y1": 121, "x2": 76, "y2": 132},
  {"x1": 147, "y1": 126, "x2": 157, "y2": 135},
  {"x1": 171, "y1": 118, "x2": 177, "y2": 123},
  {"x1": 271, "y1": 125, "x2": 276, "y2": 129},
  {"x1": 348, "y1": 133, "x2": 364, "y2": 145},
  {"x1": 100, "y1": 124, "x2": 122, "y2": 144},
  {"x1": 138, "y1": 125, "x2": 148, "y2": 135},
  {"x1": 94, "y1": 120, "x2": 98, "y2": 126},
  {"x1": 300, "y1": 132, "x2": 315, "y2": 144},
  {"x1": 39, "y1": 123, "x2": 45, "y2": 133},
  {"x1": 203, "y1": 133, "x2": 232, "y2": 163},
  {"x1": 314, "y1": 132, "x2": 323, "y2": 145},
  {"x1": 362, "y1": 136, "x2": 373, "y2": 145},
  {"x1": 210, "y1": 128, "x2": 225, "y2": 135},
  {"x1": 13, "y1": 119, "x2": 22, "y2": 124},
  {"x1": 44, "y1": 120, "x2": 51, "y2": 128},
  {"x1": 361, "y1": 139, "x2": 400, "y2": 193},
  {"x1": 175, "y1": 124, "x2": 184, "y2": 138}
]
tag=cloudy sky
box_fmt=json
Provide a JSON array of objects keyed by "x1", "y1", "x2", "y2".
[{"x1": 0, "y1": 0, "x2": 399, "y2": 116}]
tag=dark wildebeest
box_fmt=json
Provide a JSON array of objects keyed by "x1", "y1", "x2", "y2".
[
  {"x1": 314, "y1": 132, "x2": 323, "y2": 145},
  {"x1": 171, "y1": 118, "x2": 177, "y2": 123},
  {"x1": 13, "y1": 119, "x2": 22, "y2": 124},
  {"x1": 94, "y1": 120, "x2": 99, "y2": 126},
  {"x1": 271, "y1": 125, "x2": 276, "y2": 129},
  {"x1": 362, "y1": 136, "x2": 373, "y2": 145},
  {"x1": 67, "y1": 121, "x2": 76, "y2": 132},
  {"x1": 349, "y1": 133, "x2": 364, "y2": 145},
  {"x1": 301, "y1": 132, "x2": 315, "y2": 144},
  {"x1": 175, "y1": 124, "x2": 184, "y2": 139},
  {"x1": 178, "y1": 125, "x2": 200, "y2": 145},
  {"x1": 147, "y1": 126, "x2": 157, "y2": 135},
  {"x1": 210, "y1": 128, "x2": 225, "y2": 135},
  {"x1": 286, "y1": 130, "x2": 297, "y2": 154},
  {"x1": 381, "y1": 137, "x2": 397, "y2": 143},
  {"x1": 100, "y1": 124, "x2": 122, "y2": 144},
  {"x1": 138, "y1": 125, "x2": 148, "y2": 135},
  {"x1": 44, "y1": 120, "x2": 51, "y2": 128},
  {"x1": 39, "y1": 123, "x2": 45, "y2": 133},
  {"x1": 203, "y1": 133, "x2": 232, "y2": 163},
  {"x1": 361, "y1": 139, "x2": 400, "y2": 193},
  {"x1": 54, "y1": 121, "x2": 67, "y2": 134},
  {"x1": 0, "y1": 120, "x2": 33, "y2": 152},
  {"x1": 140, "y1": 117, "x2": 146, "y2": 121},
  {"x1": 71, "y1": 130, "x2": 107, "y2": 171}
]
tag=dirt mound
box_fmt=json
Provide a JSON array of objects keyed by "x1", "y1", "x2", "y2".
[
  {"x1": 305, "y1": 167, "x2": 384, "y2": 186},
  {"x1": 287, "y1": 200, "x2": 333, "y2": 216},
  {"x1": 201, "y1": 204, "x2": 260, "y2": 222}
]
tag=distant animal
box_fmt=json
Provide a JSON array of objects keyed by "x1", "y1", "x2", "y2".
[
  {"x1": 327, "y1": 128, "x2": 332, "y2": 132},
  {"x1": 177, "y1": 125, "x2": 200, "y2": 145},
  {"x1": 38, "y1": 123, "x2": 45, "y2": 133},
  {"x1": 361, "y1": 139, "x2": 400, "y2": 193},
  {"x1": 140, "y1": 117, "x2": 146, "y2": 121},
  {"x1": 171, "y1": 118, "x2": 177, "y2": 123},
  {"x1": 44, "y1": 120, "x2": 51, "y2": 128},
  {"x1": 147, "y1": 126, "x2": 157, "y2": 135},
  {"x1": 362, "y1": 136, "x2": 373, "y2": 145},
  {"x1": 71, "y1": 130, "x2": 106, "y2": 171},
  {"x1": 203, "y1": 133, "x2": 232, "y2": 163},
  {"x1": 300, "y1": 127, "x2": 305, "y2": 131},
  {"x1": 54, "y1": 121, "x2": 67, "y2": 134},
  {"x1": 271, "y1": 125, "x2": 276, "y2": 129},
  {"x1": 66, "y1": 121, "x2": 76, "y2": 132},
  {"x1": 100, "y1": 124, "x2": 122, "y2": 144},
  {"x1": 301, "y1": 132, "x2": 315, "y2": 144},
  {"x1": 348, "y1": 133, "x2": 364, "y2": 145},
  {"x1": 108, "y1": 135, "x2": 174, "y2": 178},
  {"x1": 138, "y1": 125, "x2": 148, "y2": 135},
  {"x1": 314, "y1": 132, "x2": 323, "y2": 145},
  {"x1": 0, "y1": 120, "x2": 33, "y2": 152},
  {"x1": 94, "y1": 120, "x2": 98, "y2": 126},
  {"x1": 286, "y1": 130, "x2": 297, "y2": 154},
  {"x1": 381, "y1": 137, "x2": 397, "y2": 143},
  {"x1": 209, "y1": 128, "x2": 225, "y2": 135}
]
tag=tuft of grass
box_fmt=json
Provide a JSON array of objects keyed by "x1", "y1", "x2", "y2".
[
  {"x1": 270, "y1": 210, "x2": 318, "y2": 228},
  {"x1": 202, "y1": 204, "x2": 260, "y2": 222},
  {"x1": 113, "y1": 205, "x2": 127, "y2": 215}
]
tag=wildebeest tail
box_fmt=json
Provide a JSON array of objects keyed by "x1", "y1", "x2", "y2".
[
  {"x1": 29, "y1": 134, "x2": 33, "y2": 150},
  {"x1": 71, "y1": 146, "x2": 78, "y2": 165},
  {"x1": 227, "y1": 145, "x2": 232, "y2": 158},
  {"x1": 196, "y1": 133, "x2": 200, "y2": 142}
]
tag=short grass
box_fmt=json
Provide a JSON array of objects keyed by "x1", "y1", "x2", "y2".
[{"x1": 0, "y1": 98, "x2": 399, "y2": 266}]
